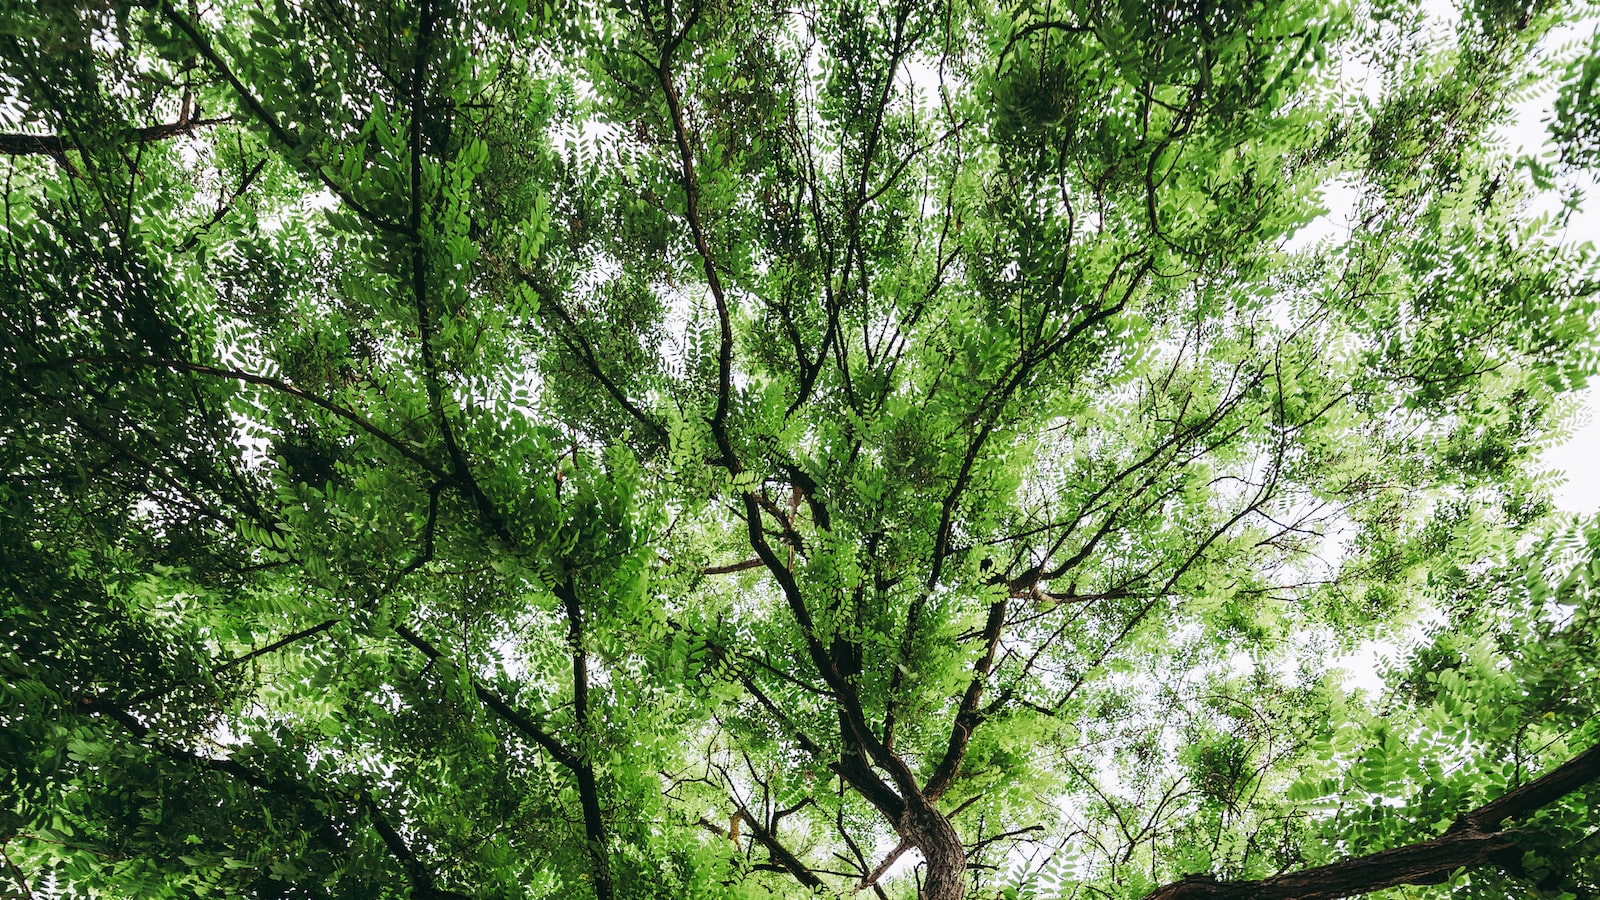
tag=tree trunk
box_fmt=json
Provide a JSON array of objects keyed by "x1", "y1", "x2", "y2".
[{"x1": 902, "y1": 798, "x2": 967, "y2": 900}]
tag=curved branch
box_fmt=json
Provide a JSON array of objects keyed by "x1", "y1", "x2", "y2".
[
  {"x1": 995, "y1": 19, "x2": 1094, "y2": 75},
  {"x1": 83, "y1": 700, "x2": 466, "y2": 899},
  {"x1": 531, "y1": 281, "x2": 669, "y2": 446},
  {"x1": 1143, "y1": 741, "x2": 1600, "y2": 900},
  {"x1": 361, "y1": 796, "x2": 471, "y2": 900}
]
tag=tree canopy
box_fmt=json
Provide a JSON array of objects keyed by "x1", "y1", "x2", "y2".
[{"x1": 3, "y1": 0, "x2": 1600, "y2": 898}]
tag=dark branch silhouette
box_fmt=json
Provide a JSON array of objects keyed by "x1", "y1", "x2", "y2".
[
  {"x1": 1144, "y1": 742, "x2": 1600, "y2": 900},
  {"x1": 0, "y1": 117, "x2": 231, "y2": 155}
]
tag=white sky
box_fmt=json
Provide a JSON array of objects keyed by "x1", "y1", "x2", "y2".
[
  {"x1": 1334, "y1": 1, "x2": 1600, "y2": 515},
  {"x1": 1543, "y1": 391, "x2": 1600, "y2": 513},
  {"x1": 1291, "y1": 2, "x2": 1600, "y2": 697},
  {"x1": 1517, "y1": 49, "x2": 1600, "y2": 517}
]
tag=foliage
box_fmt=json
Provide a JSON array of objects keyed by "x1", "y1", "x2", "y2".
[
  {"x1": 2, "y1": 0, "x2": 1599, "y2": 898},
  {"x1": 1554, "y1": 26, "x2": 1600, "y2": 167}
]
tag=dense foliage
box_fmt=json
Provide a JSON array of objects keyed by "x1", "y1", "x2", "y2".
[{"x1": 3, "y1": 0, "x2": 1600, "y2": 898}]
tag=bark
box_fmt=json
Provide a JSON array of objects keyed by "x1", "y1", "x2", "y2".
[
  {"x1": 902, "y1": 798, "x2": 967, "y2": 900},
  {"x1": 1144, "y1": 830, "x2": 1522, "y2": 900},
  {"x1": 558, "y1": 579, "x2": 615, "y2": 900},
  {"x1": 1142, "y1": 741, "x2": 1600, "y2": 900},
  {"x1": 738, "y1": 809, "x2": 827, "y2": 891},
  {"x1": 0, "y1": 118, "x2": 229, "y2": 155},
  {"x1": 1458, "y1": 741, "x2": 1600, "y2": 831}
]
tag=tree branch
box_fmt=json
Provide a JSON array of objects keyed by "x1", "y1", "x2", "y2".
[
  {"x1": 739, "y1": 807, "x2": 826, "y2": 891},
  {"x1": 82, "y1": 700, "x2": 465, "y2": 899},
  {"x1": 856, "y1": 838, "x2": 910, "y2": 892},
  {"x1": 1456, "y1": 741, "x2": 1600, "y2": 833},
  {"x1": 0, "y1": 117, "x2": 232, "y2": 155},
  {"x1": 651, "y1": 26, "x2": 735, "y2": 442},
  {"x1": 921, "y1": 597, "x2": 1006, "y2": 801},
  {"x1": 391, "y1": 623, "x2": 582, "y2": 772},
  {"x1": 361, "y1": 796, "x2": 470, "y2": 900},
  {"x1": 529, "y1": 280, "x2": 669, "y2": 446},
  {"x1": 1143, "y1": 741, "x2": 1600, "y2": 900},
  {"x1": 156, "y1": 1, "x2": 410, "y2": 236},
  {"x1": 553, "y1": 577, "x2": 615, "y2": 900},
  {"x1": 21, "y1": 355, "x2": 447, "y2": 478},
  {"x1": 702, "y1": 557, "x2": 764, "y2": 576}
]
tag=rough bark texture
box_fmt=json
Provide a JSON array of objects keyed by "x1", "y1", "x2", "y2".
[
  {"x1": 1144, "y1": 831, "x2": 1522, "y2": 900},
  {"x1": 903, "y1": 798, "x2": 967, "y2": 900},
  {"x1": 1459, "y1": 741, "x2": 1600, "y2": 832},
  {"x1": 1141, "y1": 741, "x2": 1600, "y2": 900}
]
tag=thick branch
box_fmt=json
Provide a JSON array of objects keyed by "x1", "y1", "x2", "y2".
[
  {"x1": 739, "y1": 493, "x2": 916, "y2": 814},
  {"x1": 1143, "y1": 741, "x2": 1600, "y2": 900},
  {"x1": 0, "y1": 118, "x2": 231, "y2": 155},
  {"x1": 1147, "y1": 832, "x2": 1522, "y2": 900},
  {"x1": 731, "y1": 655, "x2": 905, "y2": 821},
  {"x1": 1457, "y1": 741, "x2": 1600, "y2": 832}
]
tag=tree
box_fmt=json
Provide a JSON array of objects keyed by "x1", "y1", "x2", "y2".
[{"x1": 2, "y1": 0, "x2": 1598, "y2": 897}]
